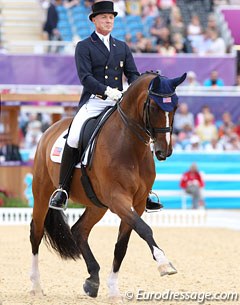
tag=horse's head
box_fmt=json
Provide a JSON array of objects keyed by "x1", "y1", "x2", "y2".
[{"x1": 145, "y1": 72, "x2": 187, "y2": 161}]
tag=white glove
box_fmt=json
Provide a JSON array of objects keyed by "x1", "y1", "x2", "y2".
[{"x1": 105, "y1": 86, "x2": 122, "y2": 101}]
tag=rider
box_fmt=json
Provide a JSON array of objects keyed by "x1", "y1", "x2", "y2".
[{"x1": 49, "y1": 0, "x2": 161, "y2": 212}]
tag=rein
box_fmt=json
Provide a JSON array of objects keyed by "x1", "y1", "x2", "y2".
[
  {"x1": 117, "y1": 86, "x2": 174, "y2": 145},
  {"x1": 117, "y1": 102, "x2": 151, "y2": 145}
]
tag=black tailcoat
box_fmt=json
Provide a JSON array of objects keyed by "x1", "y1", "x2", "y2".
[{"x1": 75, "y1": 32, "x2": 140, "y2": 108}]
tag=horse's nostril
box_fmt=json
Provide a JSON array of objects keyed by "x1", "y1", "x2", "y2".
[{"x1": 155, "y1": 151, "x2": 166, "y2": 161}]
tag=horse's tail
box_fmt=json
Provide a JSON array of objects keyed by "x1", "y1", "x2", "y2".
[{"x1": 44, "y1": 209, "x2": 81, "y2": 260}]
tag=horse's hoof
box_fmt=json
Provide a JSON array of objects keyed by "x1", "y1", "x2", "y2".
[
  {"x1": 158, "y1": 262, "x2": 177, "y2": 276},
  {"x1": 83, "y1": 279, "x2": 99, "y2": 298},
  {"x1": 30, "y1": 289, "x2": 45, "y2": 297},
  {"x1": 109, "y1": 295, "x2": 123, "y2": 304}
]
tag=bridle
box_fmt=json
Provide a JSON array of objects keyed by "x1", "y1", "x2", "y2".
[{"x1": 117, "y1": 85, "x2": 175, "y2": 145}]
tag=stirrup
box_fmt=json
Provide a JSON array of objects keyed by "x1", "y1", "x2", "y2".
[
  {"x1": 145, "y1": 191, "x2": 162, "y2": 213},
  {"x1": 49, "y1": 188, "x2": 69, "y2": 211}
]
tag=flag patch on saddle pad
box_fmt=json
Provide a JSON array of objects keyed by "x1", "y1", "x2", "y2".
[
  {"x1": 52, "y1": 146, "x2": 62, "y2": 156},
  {"x1": 50, "y1": 130, "x2": 83, "y2": 168}
]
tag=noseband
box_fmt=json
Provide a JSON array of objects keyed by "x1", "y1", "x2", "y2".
[{"x1": 117, "y1": 88, "x2": 174, "y2": 145}]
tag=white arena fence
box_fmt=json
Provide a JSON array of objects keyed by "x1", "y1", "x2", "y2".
[{"x1": 0, "y1": 208, "x2": 239, "y2": 230}]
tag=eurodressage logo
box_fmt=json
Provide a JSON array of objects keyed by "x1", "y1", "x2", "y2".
[{"x1": 124, "y1": 289, "x2": 239, "y2": 303}]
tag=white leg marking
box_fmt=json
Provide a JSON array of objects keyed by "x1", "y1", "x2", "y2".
[
  {"x1": 153, "y1": 246, "x2": 169, "y2": 266},
  {"x1": 30, "y1": 254, "x2": 43, "y2": 295},
  {"x1": 165, "y1": 112, "x2": 171, "y2": 145},
  {"x1": 107, "y1": 269, "x2": 121, "y2": 298}
]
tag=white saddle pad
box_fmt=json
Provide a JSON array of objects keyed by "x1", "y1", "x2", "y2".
[{"x1": 50, "y1": 130, "x2": 84, "y2": 168}]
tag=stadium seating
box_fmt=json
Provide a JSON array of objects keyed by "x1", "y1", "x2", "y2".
[
  {"x1": 152, "y1": 152, "x2": 240, "y2": 209},
  {"x1": 0, "y1": 0, "x2": 44, "y2": 53}
]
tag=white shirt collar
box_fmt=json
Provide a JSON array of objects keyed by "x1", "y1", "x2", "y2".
[{"x1": 95, "y1": 31, "x2": 110, "y2": 43}]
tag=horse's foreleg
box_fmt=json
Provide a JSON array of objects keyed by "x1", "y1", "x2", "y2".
[
  {"x1": 130, "y1": 209, "x2": 177, "y2": 276},
  {"x1": 71, "y1": 207, "x2": 107, "y2": 298},
  {"x1": 113, "y1": 204, "x2": 177, "y2": 277},
  {"x1": 107, "y1": 221, "x2": 132, "y2": 300}
]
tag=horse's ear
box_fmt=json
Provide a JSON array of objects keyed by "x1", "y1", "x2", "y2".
[
  {"x1": 171, "y1": 73, "x2": 187, "y2": 88},
  {"x1": 151, "y1": 76, "x2": 161, "y2": 91}
]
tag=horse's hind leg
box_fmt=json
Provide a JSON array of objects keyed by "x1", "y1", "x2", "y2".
[
  {"x1": 71, "y1": 206, "x2": 107, "y2": 298},
  {"x1": 30, "y1": 173, "x2": 54, "y2": 295},
  {"x1": 107, "y1": 221, "x2": 132, "y2": 300}
]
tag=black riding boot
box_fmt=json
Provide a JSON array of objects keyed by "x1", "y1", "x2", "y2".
[
  {"x1": 49, "y1": 143, "x2": 79, "y2": 210},
  {"x1": 145, "y1": 193, "x2": 163, "y2": 212}
]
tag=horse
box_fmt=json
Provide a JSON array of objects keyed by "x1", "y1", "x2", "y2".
[{"x1": 30, "y1": 71, "x2": 186, "y2": 299}]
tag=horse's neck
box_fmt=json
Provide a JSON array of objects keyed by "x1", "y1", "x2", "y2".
[
  {"x1": 111, "y1": 75, "x2": 154, "y2": 157},
  {"x1": 121, "y1": 75, "x2": 152, "y2": 121}
]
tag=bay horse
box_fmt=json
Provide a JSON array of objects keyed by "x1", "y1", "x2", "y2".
[{"x1": 30, "y1": 71, "x2": 186, "y2": 299}]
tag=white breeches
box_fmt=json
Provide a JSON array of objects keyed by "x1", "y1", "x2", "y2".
[{"x1": 67, "y1": 97, "x2": 116, "y2": 148}]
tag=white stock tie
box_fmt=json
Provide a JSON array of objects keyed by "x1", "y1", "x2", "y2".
[{"x1": 102, "y1": 36, "x2": 109, "y2": 51}]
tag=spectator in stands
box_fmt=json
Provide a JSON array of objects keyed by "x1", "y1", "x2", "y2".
[
  {"x1": 84, "y1": 0, "x2": 94, "y2": 8},
  {"x1": 124, "y1": 33, "x2": 136, "y2": 52},
  {"x1": 24, "y1": 119, "x2": 43, "y2": 161},
  {"x1": 187, "y1": 14, "x2": 202, "y2": 36},
  {"x1": 49, "y1": 0, "x2": 161, "y2": 212},
  {"x1": 157, "y1": 0, "x2": 176, "y2": 23},
  {"x1": 142, "y1": 39, "x2": 158, "y2": 53},
  {"x1": 43, "y1": 0, "x2": 62, "y2": 52},
  {"x1": 173, "y1": 102, "x2": 194, "y2": 135},
  {"x1": 169, "y1": 5, "x2": 185, "y2": 36},
  {"x1": 184, "y1": 71, "x2": 200, "y2": 88},
  {"x1": 113, "y1": 0, "x2": 126, "y2": 17},
  {"x1": 204, "y1": 138, "x2": 224, "y2": 151},
  {"x1": 218, "y1": 112, "x2": 235, "y2": 138},
  {"x1": 195, "y1": 113, "x2": 218, "y2": 145},
  {"x1": 234, "y1": 117, "x2": 240, "y2": 138},
  {"x1": 206, "y1": 13, "x2": 218, "y2": 31},
  {"x1": 126, "y1": 0, "x2": 142, "y2": 15},
  {"x1": 64, "y1": 0, "x2": 79, "y2": 9},
  {"x1": 205, "y1": 29, "x2": 226, "y2": 55},
  {"x1": 187, "y1": 14, "x2": 203, "y2": 51},
  {"x1": 149, "y1": 16, "x2": 169, "y2": 44},
  {"x1": 171, "y1": 32, "x2": 193, "y2": 53},
  {"x1": 195, "y1": 104, "x2": 213, "y2": 127},
  {"x1": 185, "y1": 134, "x2": 202, "y2": 151},
  {"x1": 218, "y1": 128, "x2": 239, "y2": 150},
  {"x1": 224, "y1": 134, "x2": 240, "y2": 151},
  {"x1": 114, "y1": 0, "x2": 126, "y2": 18},
  {"x1": 193, "y1": 28, "x2": 212, "y2": 54},
  {"x1": 134, "y1": 32, "x2": 151, "y2": 53},
  {"x1": 157, "y1": 39, "x2": 176, "y2": 55},
  {"x1": 142, "y1": 0, "x2": 159, "y2": 19},
  {"x1": 203, "y1": 70, "x2": 224, "y2": 87},
  {"x1": 177, "y1": 123, "x2": 195, "y2": 149},
  {"x1": 180, "y1": 163, "x2": 205, "y2": 209}
]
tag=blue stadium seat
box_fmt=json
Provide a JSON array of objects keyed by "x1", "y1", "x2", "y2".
[
  {"x1": 112, "y1": 17, "x2": 126, "y2": 40},
  {"x1": 143, "y1": 16, "x2": 155, "y2": 37},
  {"x1": 125, "y1": 15, "x2": 144, "y2": 41}
]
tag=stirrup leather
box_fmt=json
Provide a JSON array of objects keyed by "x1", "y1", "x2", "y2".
[{"x1": 49, "y1": 188, "x2": 69, "y2": 211}]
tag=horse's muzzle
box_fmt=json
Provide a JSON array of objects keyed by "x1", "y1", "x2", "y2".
[{"x1": 155, "y1": 149, "x2": 172, "y2": 161}]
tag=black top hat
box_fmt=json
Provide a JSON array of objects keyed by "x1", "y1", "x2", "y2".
[{"x1": 89, "y1": 1, "x2": 118, "y2": 21}]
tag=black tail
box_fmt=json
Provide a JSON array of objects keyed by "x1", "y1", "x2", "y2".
[{"x1": 44, "y1": 209, "x2": 81, "y2": 260}]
